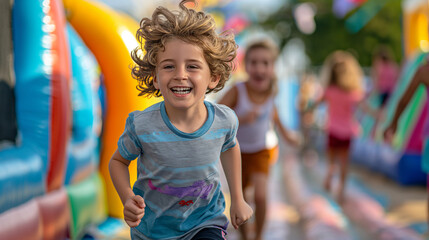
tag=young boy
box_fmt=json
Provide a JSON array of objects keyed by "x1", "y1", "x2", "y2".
[{"x1": 109, "y1": 1, "x2": 253, "y2": 239}]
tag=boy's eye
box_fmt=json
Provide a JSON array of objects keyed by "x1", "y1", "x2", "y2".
[
  {"x1": 163, "y1": 65, "x2": 174, "y2": 69},
  {"x1": 188, "y1": 65, "x2": 199, "y2": 69}
]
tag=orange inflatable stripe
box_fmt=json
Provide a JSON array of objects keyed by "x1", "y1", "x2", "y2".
[
  {"x1": 63, "y1": 0, "x2": 161, "y2": 217},
  {"x1": 47, "y1": 0, "x2": 71, "y2": 192}
]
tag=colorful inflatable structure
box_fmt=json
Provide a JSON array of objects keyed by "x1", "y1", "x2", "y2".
[
  {"x1": 0, "y1": 0, "x2": 160, "y2": 239},
  {"x1": 351, "y1": 0, "x2": 428, "y2": 185}
]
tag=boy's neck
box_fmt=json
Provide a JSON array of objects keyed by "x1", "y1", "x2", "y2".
[
  {"x1": 164, "y1": 101, "x2": 208, "y2": 133},
  {"x1": 245, "y1": 81, "x2": 271, "y2": 104}
]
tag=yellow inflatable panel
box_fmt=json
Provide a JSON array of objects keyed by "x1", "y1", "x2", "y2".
[
  {"x1": 403, "y1": 2, "x2": 429, "y2": 57},
  {"x1": 63, "y1": 0, "x2": 161, "y2": 218}
]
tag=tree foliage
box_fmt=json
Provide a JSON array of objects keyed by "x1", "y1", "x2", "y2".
[{"x1": 261, "y1": 0, "x2": 402, "y2": 67}]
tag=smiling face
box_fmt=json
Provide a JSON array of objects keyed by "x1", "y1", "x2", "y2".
[
  {"x1": 154, "y1": 38, "x2": 220, "y2": 112},
  {"x1": 245, "y1": 47, "x2": 276, "y2": 92}
]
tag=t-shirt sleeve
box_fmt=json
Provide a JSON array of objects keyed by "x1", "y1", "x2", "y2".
[
  {"x1": 117, "y1": 112, "x2": 143, "y2": 160},
  {"x1": 221, "y1": 109, "x2": 239, "y2": 152}
]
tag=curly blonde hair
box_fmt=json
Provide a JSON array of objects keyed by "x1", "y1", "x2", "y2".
[
  {"x1": 320, "y1": 50, "x2": 363, "y2": 92},
  {"x1": 131, "y1": 0, "x2": 238, "y2": 97}
]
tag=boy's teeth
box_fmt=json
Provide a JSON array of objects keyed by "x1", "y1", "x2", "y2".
[{"x1": 171, "y1": 87, "x2": 191, "y2": 94}]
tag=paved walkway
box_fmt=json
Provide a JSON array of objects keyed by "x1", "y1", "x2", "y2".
[{"x1": 224, "y1": 144, "x2": 427, "y2": 240}]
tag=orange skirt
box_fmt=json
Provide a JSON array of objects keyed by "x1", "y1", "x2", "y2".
[{"x1": 241, "y1": 146, "x2": 279, "y2": 188}]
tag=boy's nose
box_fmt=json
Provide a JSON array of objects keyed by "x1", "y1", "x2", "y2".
[
  {"x1": 255, "y1": 63, "x2": 267, "y2": 73},
  {"x1": 174, "y1": 75, "x2": 187, "y2": 80},
  {"x1": 174, "y1": 68, "x2": 187, "y2": 80}
]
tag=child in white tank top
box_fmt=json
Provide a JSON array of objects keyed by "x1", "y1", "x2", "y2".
[{"x1": 218, "y1": 39, "x2": 300, "y2": 240}]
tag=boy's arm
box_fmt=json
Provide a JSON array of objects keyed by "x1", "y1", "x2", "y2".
[
  {"x1": 109, "y1": 149, "x2": 145, "y2": 227},
  {"x1": 220, "y1": 142, "x2": 244, "y2": 202},
  {"x1": 217, "y1": 86, "x2": 238, "y2": 109},
  {"x1": 109, "y1": 149, "x2": 135, "y2": 204},
  {"x1": 273, "y1": 106, "x2": 301, "y2": 146},
  {"x1": 220, "y1": 142, "x2": 253, "y2": 229},
  {"x1": 304, "y1": 90, "x2": 325, "y2": 113}
]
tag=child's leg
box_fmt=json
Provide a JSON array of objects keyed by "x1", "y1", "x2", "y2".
[
  {"x1": 337, "y1": 147, "x2": 350, "y2": 203},
  {"x1": 239, "y1": 148, "x2": 275, "y2": 240},
  {"x1": 252, "y1": 173, "x2": 268, "y2": 240},
  {"x1": 324, "y1": 147, "x2": 336, "y2": 192}
]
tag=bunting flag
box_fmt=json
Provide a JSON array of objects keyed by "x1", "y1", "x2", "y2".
[
  {"x1": 333, "y1": 0, "x2": 367, "y2": 18},
  {"x1": 344, "y1": 0, "x2": 390, "y2": 33}
]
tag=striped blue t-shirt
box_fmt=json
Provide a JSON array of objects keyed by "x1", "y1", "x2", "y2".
[{"x1": 118, "y1": 101, "x2": 238, "y2": 239}]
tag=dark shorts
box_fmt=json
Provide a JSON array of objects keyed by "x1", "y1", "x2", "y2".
[
  {"x1": 131, "y1": 227, "x2": 226, "y2": 239},
  {"x1": 379, "y1": 92, "x2": 390, "y2": 106},
  {"x1": 328, "y1": 134, "x2": 351, "y2": 150},
  {"x1": 192, "y1": 228, "x2": 227, "y2": 240}
]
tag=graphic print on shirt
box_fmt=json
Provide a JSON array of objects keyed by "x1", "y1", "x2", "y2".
[{"x1": 148, "y1": 179, "x2": 214, "y2": 199}]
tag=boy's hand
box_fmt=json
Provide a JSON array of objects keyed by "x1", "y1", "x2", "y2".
[
  {"x1": 230, "y1": 200, "x2": 253, "y2": 229},
  {"x1": 240, "y1": 109, "x2": 260, "y2": 124},
  {"x1": 287, "y1": 131, "x2": 303, "y2": 147},
  {"x1": 123, "y1": 195, "x2": 146, "y2": 227}
]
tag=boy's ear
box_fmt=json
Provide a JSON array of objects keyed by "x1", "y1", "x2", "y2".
[
  {"x1": 208, "y1": 74, "x2": 221, "y2": 89},
  {"x1": 153, "y1": 75, "x2": 160, "y2": 89}
]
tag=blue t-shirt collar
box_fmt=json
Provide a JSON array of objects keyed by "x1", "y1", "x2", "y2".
[{"x1": 160, "y1": 101, "x2": 214, "y2": 139}]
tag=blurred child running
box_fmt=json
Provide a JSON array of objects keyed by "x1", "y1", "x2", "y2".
[
  {"x1": 371, "y1": 45, "x2": 399, "y2": 108},
  {"x1": 109, "y1": 1, "x2": 253, "y2": 239},
  {"x1": 218, "y1": 38, "x2": 300, "y2": 240},
  {"x1": 309, "y1": 50, "x2": 373, "y2": 203},
  {"x1": 297, "y1": 72, "x2": 322, "y2": 165},
  {"x1": 370, "y1": 45, "x2": 400, "y2": 138}
]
